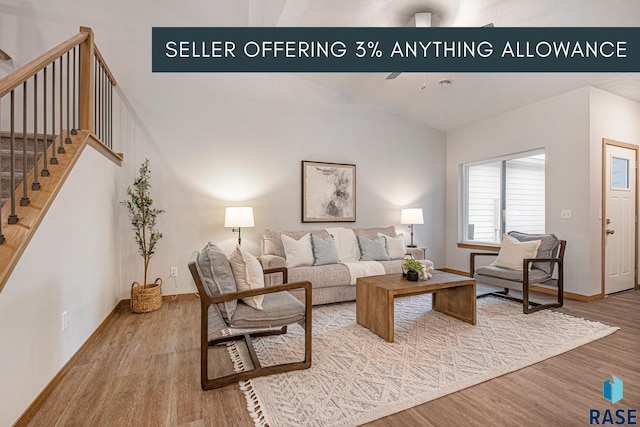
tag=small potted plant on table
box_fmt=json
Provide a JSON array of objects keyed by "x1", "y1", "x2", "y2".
[
  {"x1": 402, "y1": 258, "x2": 424, "y2": 281},
  {"x1": 121, "y1": 159, "x2": 165, "y2": 313}
]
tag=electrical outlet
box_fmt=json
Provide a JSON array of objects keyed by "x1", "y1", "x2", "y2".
[
  {"x1": 170, "y1": 267, "x2": 178, "y2": 277},
  {"x1": 62, "y1": 311, "x2": 68, "y2": 331}
]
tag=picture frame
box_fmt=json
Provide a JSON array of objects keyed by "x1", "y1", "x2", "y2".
[{"x1": 302, "y1": 161, "x2": 356, "y2": 222}]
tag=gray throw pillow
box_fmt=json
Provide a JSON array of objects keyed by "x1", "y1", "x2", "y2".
[
  {"x1": 310, "y1": 234, "x2": 340, "y2": 266},
  {"x1": 197, "y1": 242, "x2": 237, "y2": 320},
  {"x1": 508, "y1": 231, "x2": 560, "y2": 275},
  {"x1": 357, "y1": 235, "x2": 391, "y2": 261}
]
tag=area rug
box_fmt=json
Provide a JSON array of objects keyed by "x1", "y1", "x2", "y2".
[{"x1": 227, "y1": 295, "x2": 618, "y2": 427}]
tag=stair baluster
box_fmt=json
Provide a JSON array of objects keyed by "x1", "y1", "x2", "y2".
[
  {"x1": 65, "y1": 52, "x2": 71, "y2": 144},
  {"x1": 32, "y1": 73, "x2": 40, "y2": 191},
  {"x1": 72, "y1": 47, "x2": 77, "y2": 135},
  {"x1": 93, "y1": 56, "x2": 97, "y2": 136},
  {"x1": 109, "y1": 83, "x2": 113, "y2": 149},
  {"x1": 20, "y1": 82, "x2": 29, "y2": 206},
  {"x1": 42, "y1": 66, "x2": 49, "y2": 177},
  {"x1": 57, "y1": 57, "x2": 64, "y2": 154},
  {"x1": 8, "y1": 90, "x2": 18, "y2": 224},
  {"x1": 50, "y1": 61, "x2": 58, "y2": 165}
]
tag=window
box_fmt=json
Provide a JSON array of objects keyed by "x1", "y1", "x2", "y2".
[
  {"x1": 611, "y1": 157, "x2": 629, "y2": 189},
  {"x1": 462, "y1": 150, "x2": 545, "y2": 245}
]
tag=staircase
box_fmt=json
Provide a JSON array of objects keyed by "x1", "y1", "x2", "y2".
[
  {"x1": 0, "y1": 132, "x2": 54, "y2": 205},
  {"x1": 0, "y1": 26, "x2": 122, "y2": 294}
]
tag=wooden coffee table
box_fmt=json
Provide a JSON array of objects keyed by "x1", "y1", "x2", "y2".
[{"x1": 356, "y1": 271, "x2": 476, "y2": 342}]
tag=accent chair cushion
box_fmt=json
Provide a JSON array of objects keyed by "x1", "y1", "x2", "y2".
[
  {"x1": 491, "y1": 234, "x2": 541, "y2": 271},
  {"x1": 197, "y1": 243, "x2": 237, "y2": 320},
  {"x1": 357, "y1": 235, "x2": 391, "y2": 261},
  {"x1": 281, "y1": 233, "x2": 315, "y2": 268},
  {"x1": 378, "y1": 233, "x2": 407, "y2": 260},
  {"x1": 229, "y1": 291, "x2": 305, "y2": 329},
  {"x1": 475, "y1": 265, "x2": 553, "y2": 289},
  {"x1": 229, "y1": 246, "x2": 265, "y2": 310},
  {"x1": 508, "y1": 231, "x2": 560, "y2": 275},
  {"x1": 310, "y1": 234, "x2": 340, "y2": 266}
]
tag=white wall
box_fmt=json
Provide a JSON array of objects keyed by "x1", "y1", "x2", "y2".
[
  {"x1": 0, "y1": 146, "x2": 121, "y2": 426},
  {"x1": 446, "y1": 87, "x2": 640, "y2": 296},
  {"x1": 446, "y1": 87, "x2": 592, "y2": 295},
  {"x1": 589, "y1": 87, "x2": 640, "y2": 294},
  {"x1": 114, "y1": 78, "x2": 447, "y2": 299}
]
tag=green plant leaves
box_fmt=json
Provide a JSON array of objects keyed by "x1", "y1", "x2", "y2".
[{"x1": 121, "y1": 159, "x2": 164, "y2": 285}]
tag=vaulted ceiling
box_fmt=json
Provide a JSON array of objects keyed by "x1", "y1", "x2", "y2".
[
  {"x1": 4, "y1": 0, "x2": 637, "y2": 134},
  {"x1": 266, "y1": 0, "x2": 640, "y2": 131}
]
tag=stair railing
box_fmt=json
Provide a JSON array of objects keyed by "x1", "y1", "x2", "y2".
[{"x1": 0, "y1": 26, "x2": 116, "y2": 243}]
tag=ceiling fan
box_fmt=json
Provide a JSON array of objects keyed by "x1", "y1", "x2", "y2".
[{"x1": 385, "y1": 12, "x2": 494, "y2": 80}]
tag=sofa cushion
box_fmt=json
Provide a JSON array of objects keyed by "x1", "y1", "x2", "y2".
[
  {"x1": 310, "y1": 234, "x2": 340, "y2": 266},
  {"x1": 263, "y1": 229, "x2": 328, "y2": 257},
  {"x1": 281, "y1": 233, "x2": 314, "y2": 268},
  {"x1": 378, "y1": 233, "x2": 407, "y2": 259},
  {"x1": 197, "y1": 243, "x2": 237, "y2": 320},
  {"x1": 279, "y1": 259, "x2": 409, "y2": 293},
  {"x1": 353, "y1": 226, "x2": 396, "y2": 240},
  {"x1": 508, "y1": 231, "x2": 560, "y2": 275},
  {"x1": 228, "y1": 246, "x2": 265, "y2": 310},
  {"x1": 288, "y1": 264, "x2": 351, "y2": 289},
  {"x1": 491, "y1": 234, "x2": 541, "y2": 271},
  {"x1": 357, "y1": 235, "x2": 391, "y2": 261}
]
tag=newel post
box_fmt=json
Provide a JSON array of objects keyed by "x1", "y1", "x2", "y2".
[{"x1": 78, "y1": 26, "x2": 94, "y2": 132}]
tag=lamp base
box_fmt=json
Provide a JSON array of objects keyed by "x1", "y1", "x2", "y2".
[{"x1": 406, "y1": 245, "x2": 417, "y2": 248}]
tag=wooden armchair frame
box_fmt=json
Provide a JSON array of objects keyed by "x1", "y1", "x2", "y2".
[
  {"x1": 470, "y1": 240, "x2": 566, "y2": 314},
  {"x1": 188, "y1": 257, "x2": 312, "y2": 390}
]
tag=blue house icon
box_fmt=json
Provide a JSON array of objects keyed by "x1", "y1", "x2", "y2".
[{"x1": 603, "y1": 376, "x2": 623, "y2": 404}]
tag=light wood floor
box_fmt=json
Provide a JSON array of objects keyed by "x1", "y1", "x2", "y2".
[{"x1": 26, "y1": 290, "x2": 639, "y2": 426}]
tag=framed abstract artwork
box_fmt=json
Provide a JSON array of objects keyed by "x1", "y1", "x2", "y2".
[{"x1": 302, "y1": 161, "x2": 356, "y2": 222}]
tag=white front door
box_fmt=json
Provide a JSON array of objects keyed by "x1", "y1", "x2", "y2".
[{"x1": 604, "y1": 143, "x2": 637, "y2": 294}]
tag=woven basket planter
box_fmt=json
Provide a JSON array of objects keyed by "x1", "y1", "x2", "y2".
[{"x1": 131, "y1": 278, "x2": 163, "y2": 313}]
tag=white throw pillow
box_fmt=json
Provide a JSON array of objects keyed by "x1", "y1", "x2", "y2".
[
  {"x1": 228, "y1": 246, "x2": 265, "y2": 310},
  {"x1": 281, "y1": 233, "x2": 314, "y2": 268},
  {"x1": 491, "y1": 234, "x2": 541, "y2": 271},
  {"x1": 378, "y1": 233, "x2": 407, "y2": 260}
]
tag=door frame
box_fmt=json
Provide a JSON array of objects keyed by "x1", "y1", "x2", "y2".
[{"x1": 601, "y1": 138, "x2": 639, "y2": 295}]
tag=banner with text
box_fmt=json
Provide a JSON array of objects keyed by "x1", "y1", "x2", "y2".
[{"x1": 152, "y1": 27, "x2": 639, "y2": 73}]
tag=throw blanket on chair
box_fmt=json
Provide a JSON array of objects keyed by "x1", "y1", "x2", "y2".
[{"x1": 340, "y1": 261, "x2": 386, "y2": 285}]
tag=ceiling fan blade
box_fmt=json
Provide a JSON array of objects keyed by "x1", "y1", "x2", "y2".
[{"x1": 385, "y1": 13, "x2": 431, "y2": 81}]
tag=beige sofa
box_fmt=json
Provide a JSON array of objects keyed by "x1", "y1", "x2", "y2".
[{"x1": 259, "y1": 226, "x2": 425, "y2": 305}]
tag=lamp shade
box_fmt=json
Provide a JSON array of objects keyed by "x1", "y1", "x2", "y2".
[
  {"x1": 224, "y1": 207, "x2": 254, "y2": 228},
  {"x1": 400, "y1": 208, "x2": 424, "y2": 225}
]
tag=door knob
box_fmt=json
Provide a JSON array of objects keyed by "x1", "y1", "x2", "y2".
[{"x1": 606, "y1": 229, "x2": 615, "y2": 235}]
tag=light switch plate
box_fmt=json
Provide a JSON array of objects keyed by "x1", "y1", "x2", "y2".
[{"x1": 561, "y1": 209, "x2": 572, "y2": 219}]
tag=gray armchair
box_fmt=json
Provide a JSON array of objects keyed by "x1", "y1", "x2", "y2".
[
  {"x1": 188, "y1": 244, "x2": 312, "y2": 390},
  {"x1": 470, "y1": 232, "x2": 566, "y2": 314}
]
